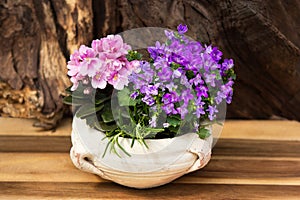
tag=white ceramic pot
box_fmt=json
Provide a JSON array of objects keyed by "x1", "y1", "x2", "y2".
[{"x1": 70, "y1": 116, "x2": 213, "y2": 189}]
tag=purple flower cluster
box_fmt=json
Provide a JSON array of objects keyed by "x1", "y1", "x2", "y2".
[
  {"x1": 129, "y1": 24, "x2": 235, "y2": 123},
  {"x1": 67, "y1": 35, "x2": 140, "y2": 91},
  {"x1": 66, "y1": 23, "x2": 235, "y2": 133}
]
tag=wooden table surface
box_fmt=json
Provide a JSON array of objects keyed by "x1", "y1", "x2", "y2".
[{"x1": 0, "y1": 118, "x2": 300, "y2": 199}]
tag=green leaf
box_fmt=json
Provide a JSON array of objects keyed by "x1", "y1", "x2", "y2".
[
  {"x1": 126, "y1": 50, "x2": 142, "y2": 61},
  {"x1": 65, "y1": 86, "x2": 73, "y2": 95},
  {"x1": 144, "y1": 127, "x2": 165, "y2": 132},
  {"x1": 99, "y1": 122, "x2": 118, "y2": 132},
  {"x1": 197, "y1": 127, "x2": 211, "y2": 139},
  {"x1": 85, "y1": 115, "x2": 98, "y2": 127},
  {"x1": 116, "y1": 138, "x2": 131, "y2": 157},
  {"x1": 94, "y1": 92, "x2": 111, "y2": 105},
  {"x1": 70, "y1": 83, "x2": 90, "y2": 99},
  {"x1": 93, "y1": 120, "x2": 105, "y2": 131},
  {"x1": 101, "y1": 104, "x2": 115, "y2": 123},
  {"x1": 118, "y1": 88, "x2": 136, "y2": 106},
  {"x1": 168, "y1": 125, "x2": 179, "y2": 133},
  {"x1": 167, "y1": 116, "x2": 181, "y2": 127},
  {"x1": 76, "y1": 103, "x2": 104, "y2": 118},
  {"x1": 63, "y1": 96, "x2": 89, "y2": 106}
]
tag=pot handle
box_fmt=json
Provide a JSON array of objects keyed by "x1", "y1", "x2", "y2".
[
  {"x1": 70, "y1": 131, "x2": 109, "y2": 179},
  {"x1": 186, "y1": 137, "x2": 212, "y2": 173}
]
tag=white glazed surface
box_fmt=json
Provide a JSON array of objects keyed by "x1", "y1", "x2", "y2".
[{"x1": 70, "y1": 116, "x2": 213, "y2": 188}]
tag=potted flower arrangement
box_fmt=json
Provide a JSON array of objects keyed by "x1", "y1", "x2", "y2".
[{"x1": 64, "y1": 24, "x2": 235, "y2": 188}]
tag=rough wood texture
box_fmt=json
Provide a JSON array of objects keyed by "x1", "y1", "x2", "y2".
[
  {"x1": 0, "y1": 0, "x2": 93, "y2": 129},
  {"x1": 0, "y1": 119, "x2": 300, "y2": 199},
  {"x1": 96, "y1": 0, "x2": 300, "y2": 120},
  {"x1": 1, "y1": 0, "x2": 300, "y2": 129}
]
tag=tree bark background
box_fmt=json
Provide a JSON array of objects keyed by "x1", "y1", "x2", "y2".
[
  {"x1": 0, "y1": 0, "x2": 300, "y2": 128},
  {"x1": 0, "y1": 0, "x2": 93, "y2": 129}
]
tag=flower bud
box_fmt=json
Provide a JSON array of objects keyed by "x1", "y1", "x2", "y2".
[{"x1": 83, "y1": 87, "x2": 92, "y2": 95}]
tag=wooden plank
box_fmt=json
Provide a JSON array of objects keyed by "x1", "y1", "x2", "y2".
[
  {"x1": 0, "y1": 136, "x2": 71, "y2": 152},
  {"x1": 1, "y1": 118, "x2": 300, "y2": 140},
  {"x1": 0, "y1": 119, "x2": 299, "y2": 199},
  {"x1": 182, "y1": 156, "x2": 300, "y2": 185},
  {"x1": 1, "y1": 134, "x2": 300, "y2": 158},
  {"x1": 221, "y1": 120, "x2": 300, "y2": 141},
  {"x1": 0, "y1": 117, "x2": 72, "y2": 136},
  {"x1": 213, "y1": 139, "x2": 300, "y2": 157},
  {"x1": 0, "y1": 153, "x2": 101, "y2": 183},
  {"x1": 0, "y1": 182, "x2": 299, "y2": 200},
  {"x1": 1, "y1": 153, "x2": 300, "y2": 185}
]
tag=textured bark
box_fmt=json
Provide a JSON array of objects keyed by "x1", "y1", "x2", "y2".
[
  {"x1": 94, "y1": 0, "x2": 300, "y2": 121},
  {"x1": 0, "y1": 0, "x2": 300, "y2": 129},
  {"x1": 0, "y1": 0, "x2": 93, "y2": 129}
]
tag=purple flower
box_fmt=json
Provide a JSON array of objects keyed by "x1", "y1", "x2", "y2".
[
  {"x1": 195, "y1": 107, "x2": 205, "y2": 118},
  {"x1": 165, "y1": 81, "x2": 178, "y2": 91},
  {"x1": 169, "y1": 52, "x2": 189, "y2": 66},
  {"x1": 162, "y1": 91, "x2": 179, "y2": 104},
  {"x1": 180, "y1": 89, "x2": 194, "y2": 104},
  {"x1": 140, "y1": 84, "x2": 158, "y2": 96},
  {"x1": 194, "y1": 99, "x2": 205, "y2": 118},
  {"x1": 157, "y1": 67, "x2": 173, "y2": 82},
  {"x1": 201, "y1": 53, "x2": 215, "y2": 72},
  {"x1": 130, "y1": 62, "x2": 154, "y2": 89},
  {"x1": 215, "y1": 91, "x2": 225, "y2": 104},
  {"x1": 177, "y1": 24, "x2": 188, "y2": 35},
  {"x1": 164, "y1": 30, "x2": 174, "y2": 40},
  {"x1": 221, "y1": 59, "x2": 234, "y2": 75},
  {"x1": 153, "y1": 57, "x2": 168, "y2": 70},
  {"x1": 142, "y1": 95, "x2": 155, "y2": 106},
  {"x1": 173, "y1": 68, "x2": 183, "y2": 78},
  {"x1": 195, "y1": 85, "x2": 208, "y2": 98},
  {"x1": 130, "y1": 92, "x2": 139, "y2": 99},
  {"x1": 190, "y1": 74, "x2": 204, "y2": 86},
  {"x1": 148, "y1": 41, "x2": 165, "y2": 60},
  {"x1": 207, "y1": 105, "x2": 218, "y2": 121},
  {"x1": 210, "y1": 47, "x2": 223, "y2": 62},
  {"x1": 149, "y1": 115, "x2": 157, "y2": 127},
  {"x1": 226, "y1": 90, "x2": 233, "y2": 104},
  {"x1": 148, "y1": 47, "x2": 158, "y2": 60},
  {"x1": 204, "y1": 73, "x2": 216, "y2": 87},
  {"x1": 177, "y1": 105, "x2": 189, "y2": 119},
  {"x1": 180, "y1": 75, "x2": 190, "y2": 87},
  {"x1": 162, "y1": 103, "x2": 177, "y2": 115}
]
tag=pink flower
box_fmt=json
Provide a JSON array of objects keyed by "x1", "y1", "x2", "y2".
[
  {"x1": 109, "y1": 74, "x2": 128, "y2": 90},
  {"x1": 67, "y1": 50, "x2": 85, "y2": 91},
  {"x1": 67, "y1": 50, "x2": 80, "y2": 76},
  {"x1": 78, "y1": 45, "x2": 100, "y2": 77},
  {"x1": 91, "y1": 39, "x2": 103, "y2": 53},
  {"x1": 107, "y1": 67, "x2": 130, "y2": 90},
  {"x1": 100, "y1": 35, "x2": 131, "y2": 59},
  {"x1": 67, "y1": 34, "x2": 137, "y2": 91},
  {"x1": 70, "y1": 74, "x2": 84, "y2": 91},
  {"x1": 127, "y1": 60, "x2": 141, "y2": 73},
  {"x1": 91, "y1": 71, "x2": 107, "y2": 89}
]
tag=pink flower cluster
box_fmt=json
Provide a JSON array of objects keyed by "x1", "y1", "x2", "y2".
[{"x1": 67, "y1": 35, "x2": 140, "y2": 91}]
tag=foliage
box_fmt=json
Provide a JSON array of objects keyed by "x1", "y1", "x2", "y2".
[{"x1": 64, "y1": 24, "x2": 236, "y2": 156}]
